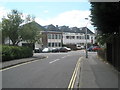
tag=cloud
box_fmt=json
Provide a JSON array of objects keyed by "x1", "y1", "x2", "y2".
[
  {"x1": 0, "y1": 6, "x2": 10, "y2": 21},
  {"x1": 43, "y1": 10, "x2": 49, "y2": 13},
  {"x1": 1, "y1": 0, "x2": 88, "y2": 2},
  {"x1": 0, "y1": 6, "x2": 32, "y2": 23},
  {"x1": 35, "y1": 10, "x2": 93, "y2": 28},
  {"x1": 1, "y1": 0, "x2": 119, "y2": 2},
  {"x1": 0, "y1": 7, "x2": 94, "y2": 32}
]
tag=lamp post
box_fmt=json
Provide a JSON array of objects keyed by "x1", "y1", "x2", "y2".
[
  {"x1": 85, "y1": 27, "x2": 88, "y2": 58},
  {"x1": 85, "y1": 18, "x2": 89, "y2": 58}
]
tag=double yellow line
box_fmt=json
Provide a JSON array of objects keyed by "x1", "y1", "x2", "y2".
[{"x1": 68, "y1": 57, "x2": 82, "y2": 90}]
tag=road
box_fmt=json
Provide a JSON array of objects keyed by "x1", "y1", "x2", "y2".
[{"x1": 2, "y1": 50, "x2": 85, "y2": 88}]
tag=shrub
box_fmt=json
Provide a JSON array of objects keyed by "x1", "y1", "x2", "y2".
[
  {"x1": 97, "y1": 49, "x2": 106, "y2": 61},
  {"x1": 2, "y1": 45, "x2": 33, "y2": 62},
  {"x1": 0, "y1": 45, "x2": 2, "y2": 62}
]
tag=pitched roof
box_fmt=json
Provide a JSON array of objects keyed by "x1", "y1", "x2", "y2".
[
  {"x1": 44, "y1": 24, "x2": 59, "y2": 31},
  {"x1": 79, "y1": 27, "x2": 94, "y2": 34},
  {"x1": 43, "y1": 25, "x2": 94, "y2": 34},
  {"x1": 21, "y1": 21, "x2": 46, "y2": 31},
  {"x1": 28, "y1": 21, "x2": 46, "y2": 31}
]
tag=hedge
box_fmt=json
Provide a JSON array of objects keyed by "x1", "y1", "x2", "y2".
[
  {"x1": 2, "y1": 45, "x2": 33, "y2": 62},
  {"x1": 97, "y1": 49, "x2": 106, "y2": 61}
]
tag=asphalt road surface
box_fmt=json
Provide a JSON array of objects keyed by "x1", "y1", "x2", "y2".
[{"x1": 2, "y1": 50, "x2": 85, "y2": 88}]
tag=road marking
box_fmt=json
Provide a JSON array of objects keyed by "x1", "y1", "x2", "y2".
[
  {"x1": 61, "y1": 55, "x2": 70, "y2": 59},
  {"x1": 68, "y1": 60, "x2": 79, "y2": 89},
  {"x1": 62, "y1": 56, "x2": 66, "y2": 58},
  {"x1": 71, "y1": 61, "x2": 80, "y2": 88},
  {"x1": 67, "y1": 57, "x2": 82, "y2": 90},
  {"x1": 49, "y1": 59, "x2": 60, "y2": 64},
  {"x1": 0, "y1": 59, "x2": 39, "y2": 72}
]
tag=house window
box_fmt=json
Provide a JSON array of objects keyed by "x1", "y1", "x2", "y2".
[
  {"x1": 76, "y1": 36, "x2": 81, "y2": 39},
  {"x1": 52, "y1": 43, "x2": 54, "y2": 47},
  {"x1": 59, "y1": 34, "x2": 61, "y2": 39},
  {"x1": 77, "y1": 36, "x2": 79, "y2": 39},
  {"x1": 52, "y1": 34, "x2": 54, "y2": 39},
  {"x1": 87, "y1": 35, "x2": 89, "y2": 39},
  {"x1": 79, "y1": 36, "x2": 81, "y2": 39},
  {"x1": 72, "y1": 36, "x2": 75, "y2": 39},
  {"x1": 55, "y1": 43, "x2": 57, "y2": 47},
  {"x1": 48, "y1": 43, "x2": 51, "y2": 47},
  {"x1": 66, "y1": 36, "x2": 69, "y2": 39},
  {"x1": 58, "y1": 43, "x2": 61, "y2": 47},
  {"x1": 85, "y1": 35, "x2": 89, "y2": 39},
  {"x1": 55, "y1": 34, "x2": 57, "y2": 39},
  {"x1": 48, "y1": 34, "x2": 51, "y2": 39}
]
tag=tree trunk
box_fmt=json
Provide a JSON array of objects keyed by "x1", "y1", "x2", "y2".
[{"x1": 11, "y1": 39, "x2": 16, "y2": 46}]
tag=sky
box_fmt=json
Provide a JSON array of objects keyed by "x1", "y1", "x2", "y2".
[{"x1": 0, "y1": 0, "x2": 95, "y2": 32}]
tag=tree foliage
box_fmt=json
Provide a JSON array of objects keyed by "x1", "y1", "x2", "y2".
[
  {"x1": 2, "y1": 9, "x2": 42, "y2": 46},
  {"x1": 2, "y1": 10, "x2": 24, "y2": 45},
  {"x1": 0, "y1": 22, "x2": 2, "y2": 44},
  {"x1": 0, "y1": 22, "x2": 2, "y2": 30},
  {"x1": 20, "y1": 21, "x2": 43, "y2": 44},
  {"x1": 90, "y1": 2, "x2": 119, "y2": 34}
]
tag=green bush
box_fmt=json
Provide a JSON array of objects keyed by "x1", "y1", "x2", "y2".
[
  {"x1": 97, "y1": 49, "x2": 106, "y2": 61},
  {"x1": 0, "y1": 45, "x2": 2, "y2": 62},
  {"x1": 2, "y1": 45, "x2": 33, "y2": 62}
]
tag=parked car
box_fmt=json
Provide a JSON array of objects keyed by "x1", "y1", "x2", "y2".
[
  {"x1": 76, "y1": 45, "x2": 84, "y2": 50},
  {"x1": 51, "y1": 48, "x2": 59, "y2": 52},
  {"x1": 34, "y1": 48, "x2": 43, "y2": 53},
  {"x1": 63, "y1": 47, "x2": 71, "y2": 51},
  {"x1": 42, "y1": 48, "x2": 50, "y2": 53},
  {"x1": 92, "y1": 46, "x2": 102, "y2": 51},
  {"x1": 87, "y1": 46, "x2": 94, "y2": 51},
  {"x1": 81, "y1": 46, "x2": 85, "y2": 49},
  {"x1": 76, "y1": 45, "x2": 81, "y2": 50},
  {"x1": 59, "y1": 47, "x2": 69, "y2": 52}
]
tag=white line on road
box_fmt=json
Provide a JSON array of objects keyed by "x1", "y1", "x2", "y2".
[
  {"x1": 49, "y1": 59, "x2": 60, "y2": 64},
  {"x1": 61, "y1": 55, "x2": 70, "y2": 59},
  {"x1": 62, "y1": 56, "x2": 66, "y2": 58}
]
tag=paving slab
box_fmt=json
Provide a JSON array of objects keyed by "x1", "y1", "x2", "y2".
[
  {"x1": 0, "y1": 55, "x2": 46, "y2": 69},
  {"x1": 78, "y1": 53, "x2": 119, "y2": 89}
]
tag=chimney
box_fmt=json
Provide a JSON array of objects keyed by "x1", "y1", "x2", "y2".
[{"x1": 56, "y1": 25, "x2": 58, "y2": 28}]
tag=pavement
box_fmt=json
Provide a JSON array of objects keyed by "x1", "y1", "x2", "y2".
[
  {"x1": 77, "y1": 52, "x2": 119, "y2": 89},
  {"x1": 1, "y1": 54, "x2": 46, "y2": 70}
]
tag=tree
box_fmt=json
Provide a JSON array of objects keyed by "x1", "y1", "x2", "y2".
[
  {"x1": 20, "y1": 21, "x2": 43, "y2": 44},
  {"x1": 0, "y1": 22, "x2": 1, "y2": 30},
  {"x1": 90, "y1": 2, "x2": 120, "y2": 47},
  {"x1": 90, "y1": 2, "x2": 119, "y2": 34},
  {"x1": 2, "y1": 9, "x2": 43, "y2": 46},
  {"x1": 2, "y1": 10, "x2": 24, "y2": 45},
  {"x1": 0, "y1": 22, "x2": 2, "y2": 44}
]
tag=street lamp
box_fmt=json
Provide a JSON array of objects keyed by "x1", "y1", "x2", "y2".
[{"x1": 85, "y1": 18, "x2": 89, "y2": 58}]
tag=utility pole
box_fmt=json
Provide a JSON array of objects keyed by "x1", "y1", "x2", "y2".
[
  {"x1": 85, "y1": 18, "x2": 89, "y2": 58},
  {"x1": 85, "y1": 27, "x2": 88, "y2": 58}
]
